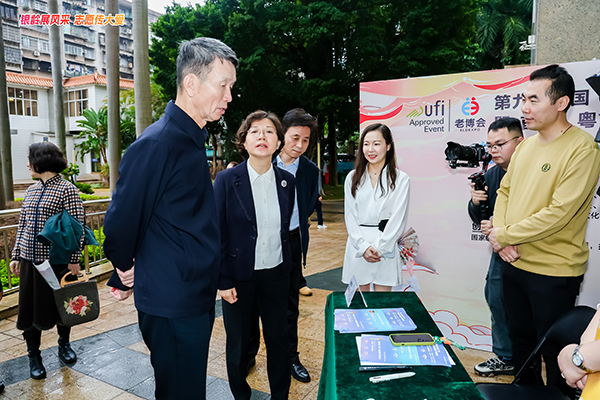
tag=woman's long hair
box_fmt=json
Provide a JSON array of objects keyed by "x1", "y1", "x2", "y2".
[{"x1": 351, "y1": 123, "x2": 397, "y2": 198}]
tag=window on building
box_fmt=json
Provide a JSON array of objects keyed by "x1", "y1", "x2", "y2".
[
  {"x1": 18, "y1": 0, "x2": 29, "y2": 7},
  {"x1": 65, "y1": 44, "x2": 83, "y2": 57},
  {"x1": 21, "y1": 35, "x2": 39, "y2": 50},
  {"x1": 4, "y1": 46, "x2": 21, "y2": 64},
  {"x1": 8, "y1": 87, "x2": 38, "y2": 117},
  {"x1": 2, "y1": 24, "x2": 21, "y2": 43},
  {"x1": 66, "y1": 89, "x2": 88, "y2": 117},
  {"x1": 38, "y1": 39, "x2": 50, "y2": 54},
  {"x1": 0, "y1": 4, "x2": 18, "y2": 21},
  {"x1": 32, "y1": 0, "x2": 48, "y2": 12}
]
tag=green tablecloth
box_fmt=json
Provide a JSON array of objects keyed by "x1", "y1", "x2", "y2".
[{"x1": 317, "y1": 292, "x2": 485, "y2": 400}]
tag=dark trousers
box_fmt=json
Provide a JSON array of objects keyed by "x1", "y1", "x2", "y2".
[
  {"x1": 223, "y1": 264, "x2": 291, "y2": 400},
  {"x1": 315, "y1": 199, "x2": 323, "y2": 225},
  {"x1": 484, "y1": 254, "x2": 512, "y2": 358},
  {"x1": 287, "y1": 232, "x2": 302, "y2": 357},
  {"x1": 501, "y1": 263, "x2": 583, "y2": 398},
  {"x1": 249, "y1": 231, "x2": 303, "y2": 360},
  {"x1": 138, "y1": 309, "x2": 214, "y2": 400}
]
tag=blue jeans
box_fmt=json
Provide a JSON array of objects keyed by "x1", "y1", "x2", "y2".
[{"x1": 484, "y1": 253, "x2": 512, "y2": 359}]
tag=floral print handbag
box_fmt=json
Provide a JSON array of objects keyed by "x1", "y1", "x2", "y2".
[{"x1": 53, "y1": 272, "x2": 100, "y2": 327}]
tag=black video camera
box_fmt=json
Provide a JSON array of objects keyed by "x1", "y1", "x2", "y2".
[{"x1": 445, "y1": 141, "x2": 493, "y2": 219}]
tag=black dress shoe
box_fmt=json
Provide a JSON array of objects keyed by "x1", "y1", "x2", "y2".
[
  {"x1": 58, "y1": 343, "x2": 77, "y2": 364},
  {"x1": 291, "y1": 359, "x2": 311, "y2": 383},
  {"x1": 246, "y1": 357, "x2": 256, "y2": 376},
  {"x1": 28, "y1": 353, "x2": 46, "y2": 380}
]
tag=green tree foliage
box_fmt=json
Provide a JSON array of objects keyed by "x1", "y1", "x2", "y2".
[
  {"x1": 477, "y1": 0, "x2": 533, "y2": 69},
  {"x1": 75, "y1": 96, "x2": 137, "y2": 166},
  {"x1": 150, "y1": 0, "x2": 479, "y2": 182},
  {"x1": 76, "y1": 107, "x2": 108, "y2": 165}
]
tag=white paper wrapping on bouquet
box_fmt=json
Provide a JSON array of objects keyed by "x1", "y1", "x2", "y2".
[{"x1": 397, "y1": 227, "x2": 419, "y2": 264}]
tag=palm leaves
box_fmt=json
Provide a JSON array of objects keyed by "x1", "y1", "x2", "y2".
[
  {"x1": 477, "y1": 0, "x2": 533, "y2": 67},
  {"x1": 75, "y1": 93, "x2": 138, "y2": 167},
  {"x1": 75, "y1": 107, "x2": 109, "y2": 165}
]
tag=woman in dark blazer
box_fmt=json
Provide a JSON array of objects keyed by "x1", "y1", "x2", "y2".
[{"x1": 214, "y1": 110, "x2": 295, "y2": 400}]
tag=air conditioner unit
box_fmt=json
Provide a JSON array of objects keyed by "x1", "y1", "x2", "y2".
[
  {"x1": 33, "y1": 50, "x2": 40, "y2": 56},
  {"x1": 126, "y1": 29, "x2": 131, "y2": 35}
]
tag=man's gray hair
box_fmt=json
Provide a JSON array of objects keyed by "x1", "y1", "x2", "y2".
[{"x1": 176, "y1": 37, "x2": 238, "y2": 90}]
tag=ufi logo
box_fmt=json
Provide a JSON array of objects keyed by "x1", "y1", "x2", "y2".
[
  {"x1": 461, "y1": 97, "x2": 480, "y2": 116},
  {"x1": 541, "y1": 163, "x2": 551, "y2": 172}
]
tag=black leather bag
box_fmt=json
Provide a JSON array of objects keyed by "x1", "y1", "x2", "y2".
[{"x1": 53, "y1": 272, "x2": 100, "y2": 327}]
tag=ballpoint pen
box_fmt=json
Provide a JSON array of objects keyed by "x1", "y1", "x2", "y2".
[
  {"x1": 369, "y1": 371, "x2": 416, "y2": 383},
  {"x1": 359, "y1": 365, "x2": 408, "y2": 372}
]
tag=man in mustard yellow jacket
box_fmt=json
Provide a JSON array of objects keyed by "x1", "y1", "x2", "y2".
[{"x1": 488, "y1": 64, "x2": 600, "y2": 398}]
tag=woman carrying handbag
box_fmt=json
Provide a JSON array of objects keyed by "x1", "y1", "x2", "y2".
[{"x1": 10, "y1": 142, "x2": 85, "y2": 379}]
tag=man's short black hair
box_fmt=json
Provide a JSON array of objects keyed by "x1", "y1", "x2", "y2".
[
  {"x1": 488, "y1": 117, "x2": 523, "y2": 137},
  {"x1": 529, "y1": 64, "x2": 575, "y2": 112},
  {"x1": 282, "y1": 108, "x2": 318, "y2": 137},
  {"x1": 28, "y1": 142, "x2": 68, "y2": 173}
]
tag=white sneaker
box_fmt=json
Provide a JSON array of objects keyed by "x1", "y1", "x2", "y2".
[
  {"x1": 474, "y1": 356, "x2": 514, "y2": 376},
  {"x1": 318, "y1": 225, "x2": 327, "y2": 229}
]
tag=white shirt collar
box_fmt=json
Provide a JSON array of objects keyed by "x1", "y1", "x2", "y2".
[{"x1": 247, "y1": 161, "x2": 275, "y2": 184}]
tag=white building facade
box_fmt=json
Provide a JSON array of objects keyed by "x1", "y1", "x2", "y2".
[{"x1": 6, "y1": 70, "x2": 133, "y2": 180}]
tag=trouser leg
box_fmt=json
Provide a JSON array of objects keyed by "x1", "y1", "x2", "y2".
[
  {"x1": 223, "y1": 276, "x2": 258, "y2": 400},
  {"x1": 485, "y1": 256, "x2": 512, "y2": 358},
  {"x1": 138, "y1": 309, "x2": 214, "y2": 400},
  {"x1": 258, "y1": 265, "x2": 291, "y2": 400},
  {"x1": 288, "y1": 234, "x2": 302, "y2": 357}
]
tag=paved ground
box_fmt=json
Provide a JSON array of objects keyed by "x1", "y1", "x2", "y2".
[{"x1": 0, "y1": 200, "x2": 508, "y2": 399}]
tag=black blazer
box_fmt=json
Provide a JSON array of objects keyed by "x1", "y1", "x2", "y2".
[
  {"x1": 104, "y1": 101, "x2": 221, "y2": 319},
  {"x1": 293, "y1": 156, "x2": 319, "y2": 263},
  {"x1": 214, "y1": 160, "x2": 295, "y2": 290}
]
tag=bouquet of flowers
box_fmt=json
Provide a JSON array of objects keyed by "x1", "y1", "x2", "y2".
[{"x1": 397, "y1": 227, "x2": 419, "y2": 264}]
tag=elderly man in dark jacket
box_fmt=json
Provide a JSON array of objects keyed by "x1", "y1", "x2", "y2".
[{"x1": 103, "y1": 37, "x2": 237, "y2": 400}]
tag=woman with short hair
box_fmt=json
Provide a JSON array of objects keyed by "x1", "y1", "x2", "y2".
[
  {"x1": 214, "y1": 110, "x2": 295, "y2": 400},
  {"x1": 10, "y1": 142, "x2": 85, "y2": 379}
]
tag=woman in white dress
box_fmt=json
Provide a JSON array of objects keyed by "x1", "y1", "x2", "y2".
[{"x1": 342, "y1": 123, "x2": 410, "y2": 291}]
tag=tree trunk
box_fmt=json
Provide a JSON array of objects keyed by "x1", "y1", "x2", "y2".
[
  {"x1": 133, "y1": 0, "x2": 152, "y2": 137},
  {"x1": 48, "y1": 0, "x2": 67, "y2": 156},
  {"x1": 107, "y1": 0, "x2": 121, "y2": 193},
  {"x1": 0, "y1": 27, "x2": 10, "y2": 208},
  {"x1": 327, "y1": 114, "x2": 338, "y2": 186}
]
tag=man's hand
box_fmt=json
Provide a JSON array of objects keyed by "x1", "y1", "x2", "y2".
[
  {"x1": 363, "y1": 246, "x2": 381, "y2": 263},
  {"x1": 488, "y1": 227, "x2": 502, "y2": 252},
  {"x1": 110, "y1": 287, "x2": 133, "y2": 301},
  {"x1": 219, "y1": 288, "x2": 238, "y2": 304},
  {"x1": 9, "y1": 261, "x2": 19, "y2": 277},
  {"x1": 559, "y1": 343, "x2": 588, "y2": 389},
  {"x1": 470, "y1": 182, "x2": 488, "y2": 206},
  {"x1": 117, "y1": 266, "x2": 135, "y2": 288},
  {"x1": 498, "y1": 245, "x2": 520, "y2": 263},
  {"x1": 480, "y1": 218, "x2": 493, "y2": 236}
]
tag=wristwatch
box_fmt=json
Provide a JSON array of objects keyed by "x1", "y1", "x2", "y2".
[{"x1": 572, "y1": 345, "x2": 594, "y2": 373}]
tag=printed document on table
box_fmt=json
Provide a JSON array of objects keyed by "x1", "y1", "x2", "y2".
[
  {"x1": 356, "y1": 334, "x2": 455, "y2": 367},
  {"x1": 334, "y1": 308, "x2": 417, "y2": 333}
]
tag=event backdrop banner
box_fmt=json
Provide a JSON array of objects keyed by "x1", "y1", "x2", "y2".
[{"x1": 359, "y1": 60, "x2": 600, "y2": 351}]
